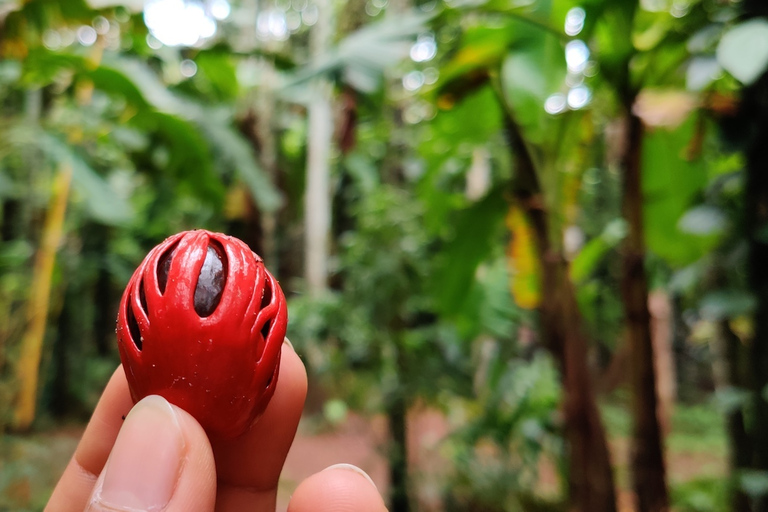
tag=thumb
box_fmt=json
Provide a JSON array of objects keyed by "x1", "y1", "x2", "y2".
[{"x1": 85, "y1": 395, "x2": 216, "y2": 512}]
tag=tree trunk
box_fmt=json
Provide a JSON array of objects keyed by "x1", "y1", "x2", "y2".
[
  {"x1": 620, "y1": 112, "x2": 669, "y2": 512},
  {"x1": 742, "y1": 58, "x2": 768, "y2": 512},
  {"x1": 304, "y1": 0, "x2": 334, "y2": 296},
  {"x1": 717, "y1": 6, "x2": 768, "y2": 509},
  {"x1": 12, "y1": 165, "x2": 71, "y2": 430},
  {"x1": 386, "y1": 381, "x2": 410, "y2": 512},
  {"x1": 504, "y1": 116, "x2": 617, "y2": 512},
  {"x1": 713, "y1": 319, "x2": 751, "y2": 512}
]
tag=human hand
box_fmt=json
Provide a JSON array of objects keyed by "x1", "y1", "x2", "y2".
[{"x1": 45, "y1": 339, "x2": 387, "y2": 512}]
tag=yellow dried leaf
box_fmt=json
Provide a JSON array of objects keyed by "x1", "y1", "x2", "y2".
[{"x1": 506, "y1": 205, "x2": 542, "y2": 310}]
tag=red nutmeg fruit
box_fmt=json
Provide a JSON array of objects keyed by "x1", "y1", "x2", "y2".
[{"x1": 116, "y1": 230, "x2": 287, "y2": 440}]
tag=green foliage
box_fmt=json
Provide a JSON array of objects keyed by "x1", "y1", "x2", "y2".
[
  {"x1": 717, "y1": 19, "x2": 768, "y2": 86},
  {"x1": 642, "y1": 116, "x2": 714, "y2": 266},
  {"x1": 671, "y1": 477, "x2": 729, "y2": 512},
  {"x1": 443, "y1": 352, "x2": 563, "y2": 511},
  {"x1": 0, "y1": 0, "x2": 759, "y2": 507},
  {"x1": 431, "y1": 186, "x2": 507, "y2": 317}
]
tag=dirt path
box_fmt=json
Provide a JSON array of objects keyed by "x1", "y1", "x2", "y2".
[{"x1": 1, "y1": 407, "x2": 726, "y2": 511}]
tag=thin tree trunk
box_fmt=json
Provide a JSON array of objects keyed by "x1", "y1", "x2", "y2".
[
  {"x1": 714, "y1": 319, "x2": 751, "y2": 512},
  {"x1": 304, "y1": 0, "x2": 333, "y2": 296},
  {"x1": 741, "y1": 47, "x2": 768, "y2": 512},
  {"x1": 387, "y1": 342, "x2": 410, "y2": 512},
  {"x1": 12, "y1": 165, "x2": 71, "y2": 430},
  {"x1": 255, "y1": 65, "x2": 279, "y2": 268},
  {"x1": 504, "y1": 115, "x2": 617, "y2": 512},
  {"x1": 620, "y1": 111, "x2": 669, "y2": 512}
]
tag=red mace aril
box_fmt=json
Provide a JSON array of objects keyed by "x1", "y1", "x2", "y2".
[{"x1": 116, "y1": 230, "x2": 287, "y2": 440}]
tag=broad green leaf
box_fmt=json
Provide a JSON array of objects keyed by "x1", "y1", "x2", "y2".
[
  {"x1": 133, "y1": 111, "x2": 225, "y2": 206},
  {"x1": 284, "y1": 12, "x2": 430, "y2": 93},
  {"x1": 436, "y1": 24, "x2": 515, "y2": 99},
  {"x1": 643, "y1": 116, "x2": 713, "y2": 265},
  {"x1": 199, "y1": 111, "x2": 282, "y2": 212},
  {"x1": 21, "y1": 48, "x2": 86, "y2": 86},
  {"x1": 433, "y1": 187, "x2": 507, "y2": 315},
  {"x1": 85, "y1": 66, "x2": 151, "y2": 109},
  {"x1": 195, "y1": 52, "x2": 240, "y2": 101},
  {"x1": 104, "y1": 57, "x2": 280, "y2": 211},
  {"x1": 717, "y1": 18, "x2": 768, "y2": 85},
  {"x1": 500, "y1": 32, "x2": 566, "y2": 143},
  {"x1": 105, "y1": 56, "x2": 193, "y2": 114},
  {"x1": 41, "y1": 132, "x2": 134, "y2": 225},
  {"x1": 570, "y1": 218, "x2": 627, "y2": 283}
]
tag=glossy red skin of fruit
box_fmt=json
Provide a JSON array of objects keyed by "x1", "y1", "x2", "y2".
[{"x1": 116, "y1": 230, "x2": 287, "y2": 440}]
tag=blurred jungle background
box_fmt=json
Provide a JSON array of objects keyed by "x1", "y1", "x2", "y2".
[{"x1": 2, "y1": 0, "x2": 768, "y2": 510}]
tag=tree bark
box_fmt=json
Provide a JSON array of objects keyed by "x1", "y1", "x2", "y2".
[
  {"x1": 714, "y1": 319, "x2": 751, "y2": 512},
  {"x1": 620, "y1": 112, "x2": 669, "y2": 512},
  {"x1": 741, "y1": 61, "x2": 768, "y2": 512},
  {"x1": 716, "y1": 3, "x2": 768, "y2": 509},
  {"x1": 387, "y1": 343, "x2": 411, "y2": 512},
  {"x1": 12, "y1": 165, "x2": 71, "y2": 430},
  {"x1": 304, "y1": 0, "x2": 334, "y2": 296},
  {"x1": 504, "y1": 116, "x2": 617, "y2": 512}
]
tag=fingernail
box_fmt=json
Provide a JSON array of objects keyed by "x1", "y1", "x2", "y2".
[
  {"x1": 324, "y1": 463, "x2": 378, "y2": 490},
  {"x1": 89, "y1": 395, "x2": 185, "y2": 511},
  {"x1": 283, "y1": 337, "x2": 294, "y2": 351}
]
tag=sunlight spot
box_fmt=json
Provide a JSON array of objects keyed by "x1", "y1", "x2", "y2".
[
  {"x1": 144, "y1": 0, "x2": 218, "y2": 47},
  {"x1": 286, "y1": 11, "x2": 302, "y2": 32},
  {"x1": 146, "y1": 34, "x2": 162, "y2": 49},
  {"x1": 302, "y1": 5, "x2": 319, "y2": 26},
  {"x1": 544, "y1": 93, "x2": 567, "y2": 114},
  {"x1": 78, "y1": 26, "x2": 98, "y2": 46},
  {"x1": 564, "y1": 7, "x2": 586, "y2": 37},
  {"x1": 180, "y1": 59, "x2": 198, "y2": 77},
  {"x1": 423, "y1": 67, "x2": 439, "y2": 84},
  {"x1": 670, "y1": 0, "x2": 689, "y2": 18},
  {"x1": 43, "y1": 30, "x2": 62, "y2": 50},
  {"x1": 257, "y1": 10, "x2": 289, "y2": 41},
  {"x1": 567, "y1": 85, "x2": 591, "y2": 109},
  {"x1": 403, "y1": 70, "x2": 425, "y2": 91},
  {"x1": 565, "y1": 39, "x2": 590, "y2": 74},
  {"x1": 93, "y1": 16, "x2": 110, "y2": 35},
  {"x1": 410, "y1": 35, "x2": 437, "y2": 62},
  {"x1": 365, "y1": 1, "x2": 381, "y2": 16},
  {"x1": 210, "y1": 0, "x2": 231, "y2": 20}
]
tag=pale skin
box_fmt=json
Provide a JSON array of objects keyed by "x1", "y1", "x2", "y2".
[{"x1": 46, "y1": 339, "x2": 388, "y2": 512}]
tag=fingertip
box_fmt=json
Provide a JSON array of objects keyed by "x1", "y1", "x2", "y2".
[{"x1": 288, "y1": 464, "x2": 387, "y2": 512}]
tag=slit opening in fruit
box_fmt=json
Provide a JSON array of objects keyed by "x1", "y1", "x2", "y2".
[
  {"x1": 260, "y1": 280, "x2": 272, "y2": 309},
  {"x1": 194, "y1": 241, "x2": 226, "y2": 317},
  {"x1": 139, "y1": 279, "x2": 148, "y2": 314},
  {"x1": 260, "y1": 319, "x2": 271, "y2": 340},
  {"x1": 127, "y1": 297, "x2": 142, "y2": 351},
  {"x1": 157, "y1": 243, "x2": 178, "y2": 294}
]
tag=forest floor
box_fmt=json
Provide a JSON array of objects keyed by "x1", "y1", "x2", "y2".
[{"x1": 0, "y1": 400, "x2": 727, "y2": 512}]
